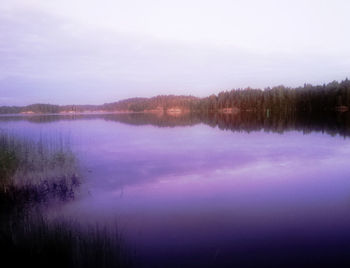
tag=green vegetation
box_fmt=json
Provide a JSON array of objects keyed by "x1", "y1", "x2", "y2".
[
  {"x1": 1, "y1": 78, "x2": 350, "y2": 114},
  {"x1": 0, "y1": 104, "x2": 60, "y2": 114},
  {"x1": 0, "y1": 132, "x2": 79, "y2": 204},
  {"x1": 197, "y1": 79, "x2": 350, "y2": 112},
  {"x1": 0, "y1": 133, "x2": 130, "y2": 268}
]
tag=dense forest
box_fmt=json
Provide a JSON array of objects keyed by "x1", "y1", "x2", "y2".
[{"x1": 1, "y1": 78, "x2": 349, "y2": 114}]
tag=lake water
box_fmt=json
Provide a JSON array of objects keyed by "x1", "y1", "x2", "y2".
[{"x1": 1, "y1": 113, "x2": 350, "y2": 267}]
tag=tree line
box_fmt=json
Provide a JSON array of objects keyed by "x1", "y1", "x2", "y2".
[{"x1": 1, "y1": 78, "x2": 349, "y2": 114}]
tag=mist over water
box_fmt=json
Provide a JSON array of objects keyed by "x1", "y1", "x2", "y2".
[{"x1": 1, "y1": 112, "x2": 350, "y2": 267}]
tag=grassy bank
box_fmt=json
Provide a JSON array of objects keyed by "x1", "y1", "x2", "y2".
[
  {"x1": 0, "y1": 132, "x2": 80, "y2": 205},
  {"x1": 0, "y1": 132, "x2": 130, "y2": 268}
]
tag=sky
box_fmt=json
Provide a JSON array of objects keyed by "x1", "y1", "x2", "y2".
[{"x1": 0, "y1": 0, "x2": 350, "y2": 105}]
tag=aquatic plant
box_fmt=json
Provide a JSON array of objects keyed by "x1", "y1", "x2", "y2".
[
  {"x1": 0, "y1": 211, "x2": 131, "y2": 268},
  {"x1": 0, "y1": 131, "x2": 80, "y2": 204},
  {"x1": 0, "y1": 132, "x2": 131, "y2": 267}
]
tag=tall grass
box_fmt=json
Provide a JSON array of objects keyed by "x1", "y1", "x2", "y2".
[
  {"x1": 0, "y1": 131, "x2": 80, "y2": 204},
  {"x1": 0, "y1": 211, "x2": 131, "y2": 268},
  {"x1": 0, "y1": 131, "x2": 131, "y2": 268}
]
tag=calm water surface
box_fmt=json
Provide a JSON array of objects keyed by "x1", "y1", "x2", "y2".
[{"x1": 1, "y1": 114, "x2": 350, "y2": 267}]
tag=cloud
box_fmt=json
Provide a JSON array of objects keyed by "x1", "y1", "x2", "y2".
[{"x1": 0, "y1": 4, "x2": 349, "y2": 105}]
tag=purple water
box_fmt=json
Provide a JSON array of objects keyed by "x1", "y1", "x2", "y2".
[{"x1": 1, "y1": 114, "x2": 350, "y2": 267}]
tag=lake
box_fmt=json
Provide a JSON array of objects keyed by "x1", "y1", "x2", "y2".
[{"x1": 1, "y1": 112, "x2": 350, "y2": 267}]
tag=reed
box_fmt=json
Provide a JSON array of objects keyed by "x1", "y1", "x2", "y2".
[
  {"x1": 0, "y1": 211, "x2": 131, "y2": 268},
  {"x1": 0, "y1": 132, "x2": 131, "y2": 267},
  {"x1": 0, "y1": 131, "x2": 80, "y2": 204}
]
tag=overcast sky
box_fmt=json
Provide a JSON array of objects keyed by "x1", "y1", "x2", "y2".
[{"x1": 1, "y1": 0, "x2": 350, "y2": 105}]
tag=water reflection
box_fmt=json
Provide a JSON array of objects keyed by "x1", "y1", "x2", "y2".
[
  {"x1": 1, "y1": 113, "x2": 350, "y2": 267},
  {"x1": 1, "y1": 111, "x2": 350, "y2": 137}
]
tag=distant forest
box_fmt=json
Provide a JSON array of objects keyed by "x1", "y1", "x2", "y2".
[{"x1": 1, "y1": 78, "x2": 350, "y2": 114}]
